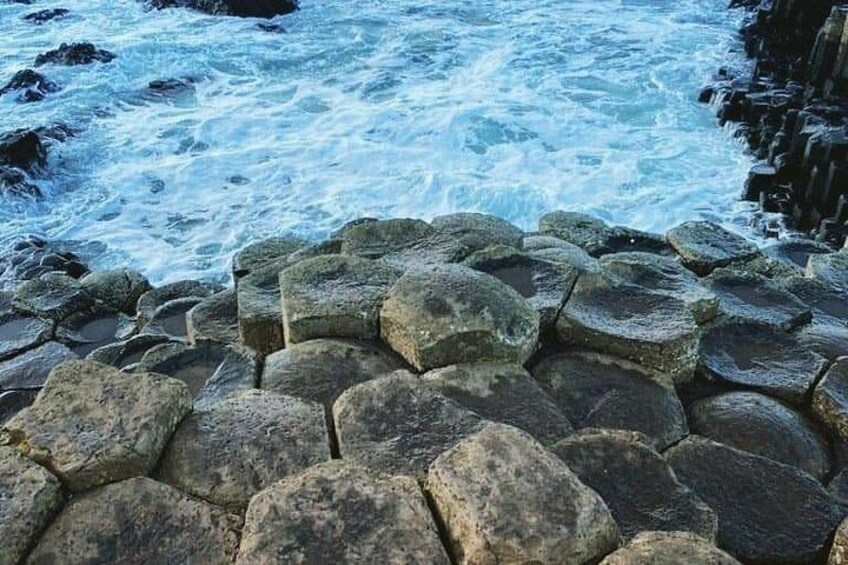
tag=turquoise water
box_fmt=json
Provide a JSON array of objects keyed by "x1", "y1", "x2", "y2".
[{"x1": 0, "y1": 0, "x2": 753, "y2": 283}]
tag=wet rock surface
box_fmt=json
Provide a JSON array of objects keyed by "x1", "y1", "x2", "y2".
[
  {"x1": 531, "y1": 351, "x2": 687, "y2": 450},
  {"x1": 666, "y1": 436, "x2": 844, "y2": 564},
  {"x1": 0, "y1": 341, "x2": 76, "y2": 390},
  {"x1": 428, "y1": 423, "x2": 621, "y2": 565},
  {"x1": 0, "y1": 389, "x2": 38, "y2": 425},
  {"x1": 56, "y1": 308, "x2": 136, "y2": 357},
  {"x1": 237, "y1": 460, "x2": 448, "y2": 564},
  {"x1": 0, "y1": 129, "x2": 45, "y2": 173},
  {"x1": 666, "y1": 221, "x2": 759, "y2": 275},
  {"x1": 706, "y1": 271, "x2": 812, "y2": 330},
  {"x1": 13, "y1": 273, "x2": 94, "y2": 322},
  {"x1": 34, "y1": 43, "x2": 116, "y2": 66},
  {"x1": 807, "y1": 251, "x2": 848, "y2": 291},
  {"x1": 23, "y1": 8, "x2": 70, "y2": 24},
  {"x1": 236, "y1": 262, "x2": 286, "y2": 355},
  {"x1": 150, "y1": 0, "x2": 299, "y2": 18},
  {"x1": 27, "y1": 477, "x2": 241, "y2": 564},
  {"x1": 762, "y1": 239, "x2": 834, "y2": 270},
  {"x1": 1, "y1": 360, "x2": 191, "y2": 491},
  {"x1": 79, "y1": 268, "x2": 151, "y2": 315},
  {"x1": 87, "y1": 333, "x2": 172, "y2": 369},
  {"x1": 136, "y1": 279, "x2": 219, "y2": 327},
  {"x1": 0, "y1": 313, "x2": 52, "y2": 362},
  {"x1": 0, "y1": 69, "x2": 60, "y2": 103},
  {"x1": 553, "y1": 429, "x2": 716, "y2": 542},
  {"x1": 539, "y1": 211, "x2": 671, "y2": 257},
  {"x1": 140, "y1": 296, "x2": 203, "y2": 339}
]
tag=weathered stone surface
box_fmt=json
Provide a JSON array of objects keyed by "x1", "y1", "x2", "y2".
[
  {"x1": 287, "y1": 239, "x2": 342, "y2": 265},
  {"x1": 0, "y1": 341, "x2": 76, "y2": 390},
  {"x1": 552, "y1": 429, "x2": 716, "y2": 541},
  {"x1": 729, "y1": 253, "x2": 806, "y2": 282},
  {"x1": 523, "y1": 237, "x2": 601, "y2": 273},
  {"x1": 813, "y1": 359, "x2": 848, "y2": 444},
  {"x1": 56, "y1": 308, "x2": 136, "y2": 357},
  {"x1": 828, "y1": 469, "x2": 848, "y2": 506},
  {"x1": 136, "y1": 279, "x2": 219, "y2": 328},
  {"x1": 600, "y1": 252, "x2": 719, "y2": 324},
  {"x1": 27, "y1": 477, "x2": 241, "y2": 564},
  {"x1": 159, "y1": 390, "x2": 328, "y2": 510},
  {"x1": 231, "y1": 235, "x2": 306, "y2": 284},
  {"x1": 340, "y1": 218, "x2": 469, "y2": 269},
  {"x1": 431, "y1": 212, "x2": 524, "y2": 252},
  {"x1": 600, "y1": 532, "x2": 741, "y2": 565},
  {"x1": 262, "y1": 338, "x2": 405, "y2": 413},
  {"x1": 237, "y1": 460, "x2": 448, "y2": 564},
  {"x1": 690, "y1": 391, "x2": 830, "y2": 480},
  {"x1": 421, "y1": 362, "x2": 573, "y2": 446},
  {"x1": 0, "y1": 390, "x2": 38, "y2": 425},
  {"x1": 87, "y1": 333, "x2": 172, "y2": 369},
  {"x1": 532, "y1": 351, "x2": 687, "y2": 450},
  {"x1": 557, "y1": 277, "x2": 699, "y2": 382},
  {"x1": 461, "y1": 245, "x2": 578, "y2": 331},
  {"x1": 80, "y1": 268, "x2": 151, "y2": 315},
  {"x1": 780, "y1": 276, "x2": 848, "y2": 323},
  {"x1": 380, "y1": 264, "x2": 539, "y2": 371},
  {"x1": 333, "y1": 371, "x2": 485, "y2": 478},
  {"x1": 762, "y1": 239, "x2": 833, "y2": 271},
  {"x1": 0, "y1": 313, "x2": 51, "y2": 362},
  {"x1": 797, "y1": 320, "x2": 848, "y2": 360},
  {"x1": 186, "y1": 289, "x2": 239, "y2": 345},
  {"x1": 280, "y1": 254, "x2": 400, "y2": 345},
  {"x1": 136, "y1": 342, "x2": 258, "y2": 409},
  {"x1": 830, "y1": 517, "x2": 848, "y2": 565},
  {"x1": 698, "y1": 323, "x2": 828, "y2": 404},
  {"x1": 236, "y1": 261, "x2": 286, "y2": 355},
  {"x1": 140, "y1": 296, "x2": 203, "y2": 339},
  {"x1": 666, "y1": 221, "x2": 759, "y2": 276},
  {"x1": 539, "y1": 211, "x2": 671, "y2": 257},
  {"x1": 807, "y1": 252, "x2": 848, "y2": 292},
  {"x1": 666, "y1": 436, "x2": 844, "y2": 564},
  {"x1": 0, "y1": 446, "x2": 63, "y2": 565},
  {"x1": 705, "y1": 271, "x2": 812, "y2": 330},
  {"x1": 13, "y1": 273, "x2": 94, "y2": 321},
  {"x1": 1, "y1": 360, "x2": 191, "y2": 491},
  {"x1": 428, "y1": 423, "x2": 620, "y2": 565}
]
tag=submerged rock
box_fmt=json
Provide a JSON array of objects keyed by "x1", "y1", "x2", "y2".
[
  {"x1": 380, "y1": 264, "x2": 539, "y2": 371},
  {"x1": 150, "y1": 0, "x2": 299, "y2": 18},
  {"x1": 0, "y1": 69, "x2": 59, "y2": 103},
  {"x1": 0, "y1": 129, "x2": 45, "y2": 172},
  {"x1": 427, "y1": 423, "x2": 621, "y2": 565},
  {"x1": 27, "y1": 477, "x2": 241, "y2": 564},
  {"x1": 666, "y1": 221, "x2": 759, "y2": 275},
  {"x1": 237, "y1": 461, "x2": 448, "y2": 564},
  {"x1": 34, "y1": 43, "x2": 116, "y2": 66},
  {"x1": 1, "y1": 360, "x2": 191, "y2": 492},
  {"x1": 666, "y1": 436, "x2": 843, "y2": 564},
  {"x1": 23, "y1": 8, "x2": 70, "y2": 24},
  {"x1": 600, "y1": 532, "x2": 741, "y2": 565},
  {"x1": 0, "y1": 166, "x2": 41, "y2": 198}
]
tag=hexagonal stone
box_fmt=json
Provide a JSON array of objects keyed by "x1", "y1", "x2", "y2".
[
  {"x1": 187, "y1": 289, "x2": 238, "y2": 345},
  {"x1": 262, "y1": 338, "x2": 405, "y2": 414},
  {"x1": 136, "y1": 342, "x2": 258, "y2": 409},
  {"x1": 56, "y1": 307, "x2": 136, "y2": 357},
  {"x1": 12, "y1": 273, "x2": 94, "y2": 321},
  {"x1": 237, "y1": 261, "x2": 286, "y2": 355},
  {"x1": 666, "y1": 221, "x2": 759, "y2": 276},
  {"x1": 0, "y1": 446, "x2": 63, "y2": 565},
  {"x1": 136, "y1": 280, "x2": 221, "y2": 327},
  {"x1": 421, "y1": 362, "x2": 573, "y2": 446},
  {"x1": 728, "y1": 253, "x2": 806, "y2": 282},
  {"x1": 806, "y1": 252, "x2": 848, "y2": 292},
  {"x1": 340, "y1": 218, "x2": 469, "y2": 268},
  {"x1": 1, "y1": 360, "x2": 191, "y2": 491},
  {"x1": 780, "y1": 276, "x2": 848, "y2": 323},
  {"x1": 237, "y1": 460, "x2": 449, "y2": 564},
  {"x1": 552, "y1": 429, "x2": 716, "y2": 541},
  {"x1": 231, "y1": 235, "x2": 307, "y2": 284},
  {"x1": 666, "y1": 436, "x2": 843, "y2": 564},
  {"x1": 26, "y1": 477, "x2": 241, "y2": 564},
  {"x1": 380, "y1": 264, "x2": 539, "y2": 371},
  {"x1": 698, "y1": 323, "x2": 828, "y2": 405},
  {"x1": 333, "y1": 371, "x2": 485, "y2": 478},
  {"x1": 600, "y1": 532, "x2": 741, "y2": 565},
  {"x1": 539, "y1": 212, "x2": 671, "y2": 257},
  {"x1": 140, "y1": 296, "x2": 203, "y2": 340},
  {"x1": 461, "y1": 245, "x2": 578, "y2": 331},
  {"x1": 690, "y1": 392, "x2": 831, "y2": 480},
  {"x1": 524, "y1": 237, "x2": 601, "y2": 273},
  {"x1": 0, "y1": 341, "x2": 76, "y2": 390},
  {"x1": 428, "y1": 423, "x2": 621, "y2": 565},
  {"x1": 705, "y1": 272, "x2": 811, "y2": 330},
  {"x1": 431, "y1": 212, "x2": 524, "y2": 252},
  {"x1": 557, "y1": 277, "x2": 699, "y2": 382},
  {"x1": 80, "y1": 268, "x2": 151, "y2": 315},
  {"x1": 762, "y1": 239, "x2": 833, "y2": 271},
  {"x1": 280, "y1": 254, "x2": 401, "y2": 345},
  {"x1": 0, "y1": 313, "x2": 52, "y2": 362},
  {"x1": 531, "y1": 351, "x2": 687, "y2": 450},
  {"x1": 0, "y1": 390, "x2": 38, "y2": 425},
  {"x1": 599, "y1": 252, "x2": 719, "y2": 324},
  {"x1": 87, "y1": 333, "x2": 173, "y2": 369},
  {"x1": 813, "y1": 359, "x2": 848, "y2": 444},
  {"x1": 159, "y1": 390, "x2": 329, "y2": 510}
]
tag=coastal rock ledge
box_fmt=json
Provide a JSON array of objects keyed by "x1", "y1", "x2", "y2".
[{"x1": 1, "y1": 210, "x2": 846, "y2": 564}]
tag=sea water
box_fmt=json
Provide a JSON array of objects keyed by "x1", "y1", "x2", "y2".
[{"x1": 0, "y1": 0, "x2": 753, "y2": 284}]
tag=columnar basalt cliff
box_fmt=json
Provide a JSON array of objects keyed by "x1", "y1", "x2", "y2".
[
  {"x1": 706, "y1": 0, "x2": 848, "y2": 246},
  {"x1": 1, "y1": 211, "x2": 847, "y2": 564}
]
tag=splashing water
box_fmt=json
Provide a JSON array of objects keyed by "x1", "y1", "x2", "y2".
[{"x1": 0, "y1": 0, "x2": 754, "y2": 284}]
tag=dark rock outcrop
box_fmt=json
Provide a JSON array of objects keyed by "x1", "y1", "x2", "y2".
[
  {"x1": 149, "y1": 0, "x2": 298, "y2": 18},
  {"x1": 34, "y1": 43, "x2": 116, "y2": 66}
]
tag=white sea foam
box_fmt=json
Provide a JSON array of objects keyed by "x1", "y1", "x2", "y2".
[{"x1": 0, "y1": 0, "x2": 754, "y2": 284}]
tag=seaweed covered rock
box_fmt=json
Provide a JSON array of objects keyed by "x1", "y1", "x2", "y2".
[
  {"x1": 27, "y1": 477, "x2": 241, "y2": 564},
  {"x1": 380, "y1": 264, "x2": 539, "y2": 371},
  {"x1": 666, "y1": 221, "x2": 758, "y2": 275},
  {"x1": 427, "y1": 424, "x2": 621, "y2": 565},
  {"x1": 1, "y1": 360, "x2": 191, "y2": 491},
  {"x1": 237, "y1": 461, "x2": 448, "y2": 564}
]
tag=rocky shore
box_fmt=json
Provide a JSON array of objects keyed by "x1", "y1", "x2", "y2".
[
  {"x1": 1, "y1": 211, "x2": 847, "y2": 564},
  {"x1": 704, "y1": 0, "x2": 848, "y2": 247}
]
